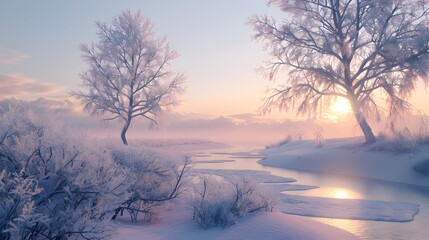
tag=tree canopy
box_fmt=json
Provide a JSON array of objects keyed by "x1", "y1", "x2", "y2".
[
  {"x1": 73, "y1": 10, "x2": 185, "y2": 145},
  {"x1": 250, "y1": 0, "x2": 429, "y2": 143}
]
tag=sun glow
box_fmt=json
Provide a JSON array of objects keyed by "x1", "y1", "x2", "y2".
[
  {"x1": 333, "y1": 189, "x2": 351, "y2": 199},
  {"x1": 328, "y1": 188, "x2": 361, "y2": 199},
  {"x1": 331, "y1": 98, "x2": 352, "y2": 114}
]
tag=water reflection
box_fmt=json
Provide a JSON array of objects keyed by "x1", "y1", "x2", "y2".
[
  {"x1": 312, "y1": 218, "x2": 365, "y2": 239},
  {"x1": 304, "y1": 187, "x2": 363, "y2": 199},
  {"x1": 190, "y1": 147, "x2": 429, "y2": 240}
]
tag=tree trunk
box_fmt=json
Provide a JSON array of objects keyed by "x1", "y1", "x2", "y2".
[
  {"x1": 354, "y1": 111, "x2": 376, "y2": 144},
  {"x1": 348, "y1": 96, "x2": 376, "y2": 144},
  {"x1": 121, "y1": 118, "x2": 131, "y2": 145}
]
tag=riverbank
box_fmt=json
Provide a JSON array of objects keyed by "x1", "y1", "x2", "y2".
[
  {"x1": 112, "y1": 198, "x2": 359, "y2": 240},
  {"x1": 109, "y1": 141, "x2": 360, "y2": 240},
  {"x1": 259, "y1": 137, "x2": 429, "y2": 188}
]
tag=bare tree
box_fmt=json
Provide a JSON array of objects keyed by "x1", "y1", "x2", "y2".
[
  {"x1": 73, "y1": 10, "x2": 185, "y2": 145},
  {"x1": 250, "y1": 0, "x2": 429, "y2": 143}
]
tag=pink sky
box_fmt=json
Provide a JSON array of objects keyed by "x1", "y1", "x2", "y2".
[{"x1": 1, "y1": 1, "x2": 428, "y2": 146}]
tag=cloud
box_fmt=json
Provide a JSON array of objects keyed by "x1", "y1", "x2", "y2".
[
  {"x1": 0, "y1": 73, "x2": 63, "y2": 99},
  {"x1": 0, "y1": 48, "x2": 29, "y2": 64}
]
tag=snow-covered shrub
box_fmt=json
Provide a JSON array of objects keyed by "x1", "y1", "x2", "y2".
[
  {"x1": 314, "y1": 127, "x2": 325, "y2": 148},
  {"x1": 192, "y1": 176, "x2": 275, "y2": 229},
  {"x1": 413, "y1": 159, "x2": 429, "y2": 176},
  {"x1": 0, "y1": 107, "x2": 129, "y2": 239},
  {"x1": 0, "y1": 171, "x2": 47, "y2": 240},
  {"x1": 229, "y1": 178, "x2": 275, "y2": 216},
  {"x1": 112, "y1": 146, "x2": 191, "y2": 222},
  {"x1": 192, "y1": 177, "x2": 235, "y2": 229}
]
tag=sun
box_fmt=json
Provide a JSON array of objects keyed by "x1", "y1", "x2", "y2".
[
  {"x1": 333, "y1": 189, "x2": 350, "y2": 199},
  {"x1": 331, "y1": 98, "x2": 351, "y2": 114}
]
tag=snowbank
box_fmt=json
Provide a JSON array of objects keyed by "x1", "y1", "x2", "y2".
[
  {"x1": 215, "y1": 212, "x2": 359, "y2": 240},
  {"x1": 111, "y1": 167, "x2": 359, "y2": 240},
  {"x1": 111, "y1": 200, "x2": 359, "y2": 240},
  {"x1": 260, "y1": 138, "x2": 429, "y2": 187}
]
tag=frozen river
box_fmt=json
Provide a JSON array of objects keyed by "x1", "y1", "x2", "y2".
[{"x1": 191, "y1": 147, "x2": 429, "y2": 240}]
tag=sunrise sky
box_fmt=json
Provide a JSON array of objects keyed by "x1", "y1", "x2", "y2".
[
  {"x1": 0, "y1": 1, "x2": 282, "y2": 114},
  {"x1": 1, "y1": 0, "x2": 428, "y2": 145}
]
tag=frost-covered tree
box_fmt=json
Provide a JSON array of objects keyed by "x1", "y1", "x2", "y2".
[
  {"x1": 250, "y1": 0, "x2": 429, "y2": 143},
  {"x1": 73, "y1": 10, "x2": 185, "y2": 145}
]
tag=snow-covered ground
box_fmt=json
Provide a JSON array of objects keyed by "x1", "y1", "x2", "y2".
[
  {"x1": 107, "y1": 137, "x2": 429, "y2": 239},
  {"x1": 192, "y1": 169, "x2": 420, "y2": 222},
  {"x1": 111, "y1": 199, "x2": 359, "y2": 240},
  {"x1": 260, "y1": 138, "x2": 429, "y2": 187},
  {"x1": 108, "y1": 140, "x2": 362, "y2": 240}
]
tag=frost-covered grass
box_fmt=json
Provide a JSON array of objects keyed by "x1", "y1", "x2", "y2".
[
  {"x1": 372, "y1": 129, "x2": 419, "y2": 153},
  {"x1": 265, "y1": 128, "x2": 325, "y2": 149},
  {"x1": 372, "y1": 115, "x2": 429, "y2": 153},
  {"x1": 265, "y1": 135, "x2": 293, "y2": 149}
]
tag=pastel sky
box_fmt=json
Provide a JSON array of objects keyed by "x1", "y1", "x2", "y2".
[
  {"x1": 0, "y1": 1, "x2": 285, "y2": 115},
  {"x1": 1, "y1": 1, "x2": 428, "y2": 145}
]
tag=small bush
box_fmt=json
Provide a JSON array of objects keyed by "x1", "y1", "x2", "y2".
[
  {"x1": 314, "y1": 127, "x2": 325, "y2": 148},
  {"x1": 192, "y1": 176, "x2": 276, "y2": 229},
  {"x1": 413, "y1": 159, "x2": 429, "y2": 176},
  {"x1": 112, "y1": 147, "x2": 190, "y2": 222}
]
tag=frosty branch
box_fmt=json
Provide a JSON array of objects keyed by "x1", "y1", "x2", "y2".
[
  {"x1": 250, "y1": 0, "x2": 429, "y2": 143},
  {"x1": 72, "y1": 10, "x2": 185, "y2": 145}
]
